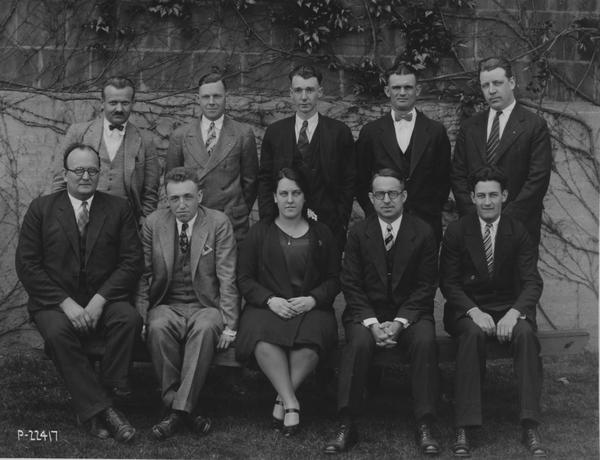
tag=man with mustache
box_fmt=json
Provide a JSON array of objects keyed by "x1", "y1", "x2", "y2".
[{"x1": 52, "y1": 76, "x2": 160, "y2": 223}]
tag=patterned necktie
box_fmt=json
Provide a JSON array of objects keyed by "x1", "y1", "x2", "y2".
[
  {"x1": 486, "y1": 110, "x2": 502, "y2": 164},
  {"x1": 384, "y1": 224, "x2": 394, "y2": 252},
  {"x1": 483, "y1": 223, "x2": 494, "y2": 275},
  {"x1": 205, "y1": 121, "x2": 217, "y2": 155},
  {"x1": 77, "y1": 201, "x2": 89, "y2": 236},
  {"x1": 179, "y1": 222, "x2": 189, "y2": 254},
  {"x1": 297, "y1": 120, "x2": 310, "y2": 159},
  {"x1": 394, "y1": 111, "x2": 413, "y2": 122}
]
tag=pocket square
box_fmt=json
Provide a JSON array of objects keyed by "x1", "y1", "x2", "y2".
[{"x1": 202, "y1": 245, "x2": 213, "y2": 256}]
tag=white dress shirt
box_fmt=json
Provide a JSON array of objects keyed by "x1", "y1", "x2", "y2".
[
  {"x1": 295, "y1": 113, "x2": 319, "y2": 143},
  {"x1": 201, "y1": 115, "x2": 224, "y2": 146},
  {"x1": 176, "y1": 213, "x2": 197, "y2": 240},
  {"x1": 103, "y1": 118, "x2": 126, "y2": 162},
  {"x1": 67, "y1": 193, "x2": 95, "y2": 220},
  {"x1": 486, "y1": 99, "x2": 516, "y2": 140},
  {"x1": 391, "y1": 108, "x2": 416, "y2": 153},
  {"x1": 478, "y1": 215, "x2": 500, "y2": 255}
]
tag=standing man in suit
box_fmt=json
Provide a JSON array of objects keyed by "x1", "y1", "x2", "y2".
[
  {"x1": 135, "y1": 167, "x2": 239, "y2": 440},
  {"x1": 356, "y1": 63, "x2": 451, "y2": 246},
  {"x1": 257, "y1": 64, "x2": 355, "y2": 251},
  {"x1": 440, "y1": 166, "x2": 545, "y2": 458},
  {"x1": 166, "y1": 72, "x2": 258, "y2": 242},
  {"x1": 52, "y1": 76, "x2": 160, "y2": 223},
  {"x1": 16, "y1": 143, "x2": 143, "y2": 442},
  {"x1": 451, "y1": 57, "x2": 552, "y2": 246},
  {"x1": 323, "y1": 168, "x2": 440, "y2": 456}
]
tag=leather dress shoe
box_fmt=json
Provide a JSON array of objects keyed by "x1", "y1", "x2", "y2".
[
  {"x1": 78, "y1": 414, "x2": 109, "y2": 440},
  {"x1": 152, "y1": 411, "x2": 185, "y2": 440},
  {"x1": 452, "y1": 427, "x2": 471, "y2": 458},
  {"x1": 189, "y1": 414, "x2": 212, "y2": 436},
  {"x1": 100, "y1": 407, "x2": 136, "y2": 442},
  {"x1": 416, "y1": 422, "x2": 440, "y2": 456},
  {"x1": 522, "y1": 427, "x2": 547, "y2": 457},
  {"x1": 323, "y1": 421, "x2": 358, "y2": 454}
]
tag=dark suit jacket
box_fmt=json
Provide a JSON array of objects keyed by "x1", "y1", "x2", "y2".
[
  {"x1": 166, "y1": 116, "x2": 258, "y2": 241},
  {"x1": 257, "y1": 115, "x2": 355, "y2": 246},
  {"x1": 135, "y1": 206, "x2": 239, "y2": 329},
  {"x1": 451, "y1": 104, "x2": 552, "y2": 243},
  {"x1": 237, "y1": 220, "x2": 340, "y2": 311},
  {"x1": 51, "y1": 118, "x2": 160, "y2": 220},
  {"x1": 440, "y1": 213, "x2": 542, "y2": 327},
  {"x1": 341, "y1": 214, "x2": 437, "y2": 325},
  {"x1": 355, "y1": 110, "x2": 451, "y2": 243},
  {"x1": 15, "y1": 191, "x2": 143, "y2": 314}
]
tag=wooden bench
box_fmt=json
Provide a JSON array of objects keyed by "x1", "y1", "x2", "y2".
[{"x1": 82, "y1": 328, "x2": 589, "y2": 368}]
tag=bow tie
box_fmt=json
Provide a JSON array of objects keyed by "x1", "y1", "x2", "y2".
[
  {"x1": 394, "y1": 111, "x2": 413, "y2": 122},
  {"x1": 109, "y1": 124, "x2": 124, "y2": 131}
]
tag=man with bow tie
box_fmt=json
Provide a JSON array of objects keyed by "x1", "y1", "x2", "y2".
[
  {"x1": 440, "y1": 166, "x2": 545, "y2": 457},
  {"x1": 356, "y1": 63, "x2": 451, "y2": 246},
  {"x1": 135, "y1": 167, "x2": 239, "y2": 440},
  {"x1": 257, "y1": 64, "x2": 355, "y2": 252},
  {"x1": 16, "y1": 143, "x2": 143, "y2": 442},
  {"x1": 451, "y1": 57, "x2": 552, "y2": 246},
  {"x1": 166, "y1": 72, "x2": 258, "y2": 242},
  {"x1": 52, "y1": 76, "x2": 160, "y2": 223}
]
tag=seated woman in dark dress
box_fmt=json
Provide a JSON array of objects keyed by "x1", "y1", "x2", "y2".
[{"x1": 236, "y1": 167, "x2": 340, "y2": 436}]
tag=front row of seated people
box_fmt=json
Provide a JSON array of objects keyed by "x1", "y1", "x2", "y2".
[{"x1": 15, "y1": 144, "x2": 545, "y2": 458}]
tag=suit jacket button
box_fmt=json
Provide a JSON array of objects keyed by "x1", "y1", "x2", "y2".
[{"x1": 470, "y1": 275, "x2": 475, "y2": 280}]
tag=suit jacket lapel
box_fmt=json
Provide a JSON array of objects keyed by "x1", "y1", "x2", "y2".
[
  {"x1": 157, "y1": 212, "x2": 176, "y2": 283},
  {"x1": 409, "y1": 111, "x2": 427, "y2": 176},
  {"x1": 85, "y1": 194, "x2": 107, "y2": 265},
  {"x1": 365, "y1": 217, "x2": 388, "y2": 287},
  {"x1": 55, "y1": 192, "x2": 81, "y2": 260},
  {"x1": 493, "y1": 216, "x2": 512, "y2": 275},
  {"x1": 184, "y1": 119, "x2": 210, "y2": 169},
  {"x1": 379, "y1": 116, "x2": 405, "y2": 171},
  {"x1": 464, "y1": 214, "x2": 490, "y2": 279},
  {"x1": 199, "y1": 117, "x2": 236, "y2": 180},
  {"x1": 494, "y1": 105, "x2": 525, "y2": 162},
  {"x1": 190, "y1": 207, "x2": 209, "y2": 278},
  {"x1": 391, "y1": 215, "x2": 416, "y2": 291},
  {"x1": 475, "y1": 111, "x2": 489, "y2": 162},
  {"x1": 121, "y1": 124, "x2": 142, "y2": 191}
]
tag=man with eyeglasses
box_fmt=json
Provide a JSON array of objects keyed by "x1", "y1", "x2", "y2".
[
  {"x1": 52, "y1": 76, "x2": 160, "y2": 223},
  {"x1": 356, "y1": 63, "x2": 451, "y2": 246},
  {"x1": 323, "y1": 168, "x2": 440, "y2": 455},
  {"x1": 16, "y1": 143, "x2": 143, "y2": 442},
  {"x1": 257, "y1": 64, "x2": 355, "y2": 251}
]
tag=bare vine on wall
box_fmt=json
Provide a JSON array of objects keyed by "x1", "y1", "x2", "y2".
[{"x1": 0, "y1": 0, "x2": 598, "y2": 342}]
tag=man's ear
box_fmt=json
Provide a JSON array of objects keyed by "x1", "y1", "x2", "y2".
[
  {"x1": 501, "y1": 189, "x2": 508, "y2": 203},
  {"x1": 470, "y1": 191, "x2": 476, "y2": 204}
]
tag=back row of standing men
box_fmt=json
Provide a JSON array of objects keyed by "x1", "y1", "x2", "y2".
[{"x1": 21, "y1": 57, "x2": 550, "y2": 457}]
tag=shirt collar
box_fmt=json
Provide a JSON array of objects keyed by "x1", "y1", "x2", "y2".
[
  {"x1": 295, "y1": 112, "x2": 319, "y2": 130},
  {"x1": 478, "y1": 215, "x2": 500, "y2": 233},
  {"x1": 67, "y1": 192, "x2": 95, "y2": 213},
  {"x1": 378, "y1": 214, "x2": 403, "y2": 236},
  {"x1": 201, "y1": 114, "x2": 224, "y2": 131},
  {"x1": 490, "y1": 99, "x2": 516, "y2": 118},
  {"x1": 390, "y1": 107, "x2": 417, "y2": 124},
  {"x1": 176, "y1": 212, "x2": 198, "y2": 235},
  {"x1": 103, "y1": 117, "x2": 127, "y2": 136}
]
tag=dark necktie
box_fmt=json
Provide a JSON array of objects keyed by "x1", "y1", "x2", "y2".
[
  {"x1": 297, "y1": 120, "x2": 310, "y2": 159},
  {"x1": 179, "y1": 222, "x2": 189, "y2": 254},
  {"x1": 77, "y1": 201, "x2": 89, "y2": 236},
  {"x1": 394, "y1": 111, "x2": 413, "y2": 122},
  {"x1": 205, "y1": 121, "x2": 217, "y2": 155},
  {"x1": 486, "y1": 110, "x2": 502, "y2": 164},
  {"x1": 109, "y1": 124, "x2": 124, "y2": 131},
  {"x1": 483, "y1": 223, "x2": 494, "y2": 275},
  {"x1": 384, "y1": 224, "x2": 394, "y2": 251}
]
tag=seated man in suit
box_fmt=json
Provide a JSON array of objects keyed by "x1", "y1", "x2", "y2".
[
  {"x1": 135, "y1": 167, "x2": 239, "y2": 440},
  {"x1": 16, "y1": 143, "x2": 143, "y2": 442},
  {"x1": 166, "y1": 71, "x2": 258, "y2": 242},
  {"x1": 52, "y1": 76, "x2": 160, "y2": 223},
  {"x1": 440, "y1": 166, "x2": 545, "y2": 458},
  {"x1": 323, "y1": 168, "x2": 440, "y2": 456}
]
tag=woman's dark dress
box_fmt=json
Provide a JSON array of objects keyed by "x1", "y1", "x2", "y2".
[{"x1": 235, "y1": 220, "x2": 340, "y2": 363}]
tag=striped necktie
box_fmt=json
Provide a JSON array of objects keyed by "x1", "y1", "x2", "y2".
[
  {"x1": 179, "y1": 222, "x2": 189, "y2": 254},
  {"x1": 205, "y1": 121, "x2": 217, "y2": 155},
  {"x1": 297, "y1": 120, "x2": 310, "y2": 159},
  {"x1": 486, "y1": 110, "x2": 502, "y2": 164},
  {"x1": 77, "y1": 201, "x2": 89, "y2": 236},
  {"x1": 384, "y1": 224, "x2": 394, "y2": 252},
  {"x1": 483, "y1": 223, "x2": 494, "y2": 275}
]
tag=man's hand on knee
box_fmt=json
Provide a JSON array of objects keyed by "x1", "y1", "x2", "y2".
[
  {"x1": 468, "y1": 308, "x2": 496, "y2": 336},
  {"x1": 496, "y1": 308, "x2": 520, "y2": 343},
  {"x1": 59, "y1": 297, "x2": 92, "y2": 334},
  {"x1": 369, "y1": 323, "x2": 394, "y2": 348}
]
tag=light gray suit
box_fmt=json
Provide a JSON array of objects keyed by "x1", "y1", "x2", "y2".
[
  {"x1": 135, "y1": 206, "x2": 239, "y2": 413},
  {"x1": 51, "y1": 118, "x2": 160, "y2": 220},
  {"x1": 166, "y1": 116, "x2": 258, "y2": 241}
]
